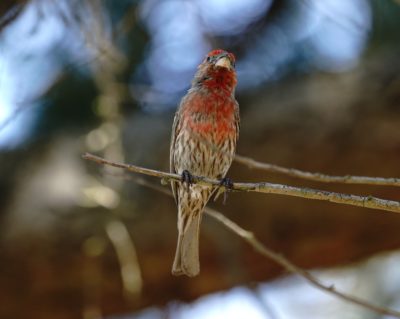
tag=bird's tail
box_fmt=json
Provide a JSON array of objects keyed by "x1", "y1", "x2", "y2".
[{"x1": 172, "y1": 208, "x2": 202, "y2": 277}]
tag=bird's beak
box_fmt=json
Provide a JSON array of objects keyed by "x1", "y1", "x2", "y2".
[{"x1": 214, "y1": 56, "x2": 232, "y2": 70}]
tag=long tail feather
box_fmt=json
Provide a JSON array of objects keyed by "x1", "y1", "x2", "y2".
[{"x1": 172, "y1": 209, "x2": 202, "y2": 277}]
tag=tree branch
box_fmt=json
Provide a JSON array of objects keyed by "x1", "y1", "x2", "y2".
[
  {"x1": 205, "y1": 206, "x2": 400, "y2": 318},
  {"x1": 82, "y1": 153, "x2": 400, "y2": 214},
  {"x1": 235, "y1": 154, "x2": 400, "y2": 187},
  {"x1": 114, "y1": 173, "x2": 400, "y2": 318}
]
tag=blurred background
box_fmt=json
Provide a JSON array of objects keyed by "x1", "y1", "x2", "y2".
[{"x1": 1, "y1": 0, "x2": 400, "y2": 318}]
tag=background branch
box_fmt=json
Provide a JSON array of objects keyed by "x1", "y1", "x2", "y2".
[
  {"x1": 235, "y1": 154, "x2": 400, "y2": 187},
  {"x1": 82, "y1": 153, "x2": 400, "y2": 214},
  {"x1": 105, "y1": 219, "x2": 142, "y2": 299}
]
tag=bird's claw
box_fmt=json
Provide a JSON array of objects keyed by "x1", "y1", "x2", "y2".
[
  {"x1": 181, "y1": 170, "x2": 194, "y2": 191},
  {"x1": 220, "y1": 177, "x2": 234, "y2": 190},
  {"x1": 214, "y1": 177, "x2": 234, "y2": 204}
]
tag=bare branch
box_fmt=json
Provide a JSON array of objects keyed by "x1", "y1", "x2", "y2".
[
  {"x1": 235, "y1": 154, "x2": 400, "y2": 187},
  {"x1": 82, "y1": 153, "x2": 400, "y2": 214},
  {"x1": 204, "y1": 207, "x2": 400, "y2": 318},
  {"x1": 113, "y1": 173, "x2": 400, "y2": 318}
]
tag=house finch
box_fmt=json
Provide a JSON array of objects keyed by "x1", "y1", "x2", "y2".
[{"x1": 170, "y1": 49, "x2": 239, "y2": 277}]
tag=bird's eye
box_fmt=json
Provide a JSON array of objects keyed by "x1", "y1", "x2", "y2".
[{"x1": 206, "y1": 56, "x2": 212, "y2": 62}]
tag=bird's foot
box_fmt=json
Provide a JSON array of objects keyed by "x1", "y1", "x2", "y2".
[
  {"x1": 181, "y1": 170, "x2": 194, "y2": 191},
  {"x1": 220, "y1": 177, "x2": 234, "y2": 189},
  {"x1": 214, "y1": 177, "x2": 234, "y2": 204}
]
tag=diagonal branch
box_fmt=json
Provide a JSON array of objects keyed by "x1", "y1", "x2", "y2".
[
  {"x1": 82, "y1": 153, "x2": 400, "y2": 214},
  {"x1": 115, "y1": 173, "x2": 400, "y2": 319},
  {"x1": 235, "y1": 154, "x2": 400, "y2": 187},
  {"x1": 205, "y1": 207, "x2": 400, "y2": 318}
]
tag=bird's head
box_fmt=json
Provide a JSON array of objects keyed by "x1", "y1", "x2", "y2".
[
  {"x1": 193, "y1": 49, "x2": 237, "y2": 92},
  {"x1": 204, "y1": 49, "x2": 236, "y2": 71}
]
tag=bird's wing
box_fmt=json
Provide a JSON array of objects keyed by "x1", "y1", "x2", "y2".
[
  {"x1": 170, "y1": 97, "x2": 186, "y2": 204},
  {"x1": 234, "y1": 99, "x2": 240, "y2": 141}
]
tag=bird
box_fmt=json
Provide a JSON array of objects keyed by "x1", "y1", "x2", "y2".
[{"x1": 169, "y1": 49, "x2": 239, "y2": 277}]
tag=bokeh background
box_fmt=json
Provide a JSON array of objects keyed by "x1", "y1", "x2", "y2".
[{"x1": 1, "y1": 0, "x2": 400, "y2": 318}]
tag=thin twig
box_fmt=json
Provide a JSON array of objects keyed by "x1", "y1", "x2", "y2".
[
  {"x1": 204, "y1": 207, "x2": 400, "y2": 318},
  {"x1": 235, "y1": 154, "x2": 400, "y2": 187},
  {"x1": 82, "y1": 153, "x2": 400, "y2": 214},
  {"x1": 111, "y1": 173, "x2": 400, "y2": 318}
]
